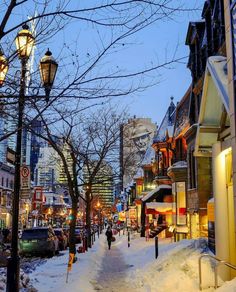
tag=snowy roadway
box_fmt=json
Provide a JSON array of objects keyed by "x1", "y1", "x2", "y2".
[{"x1": 1, "y1": 232, "x2": 236, "y2": 291}]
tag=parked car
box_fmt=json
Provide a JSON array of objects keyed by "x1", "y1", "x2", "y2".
[
  {"x1": 74, "y1": 227, "x2": 82, "y2": 244},
  {"x1": 19, "y1": 227, "x2": 59, "y2": 257},
  {"x1": 54, "y1": 228, "x2": 68, "y2": 250}
]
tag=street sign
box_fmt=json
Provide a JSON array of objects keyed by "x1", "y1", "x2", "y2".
[
  {"x1": 20, "y1": 165, "x2": 30, "y2": 189},
  {"x1": 6, "y1": 147, "x2": 16, "y2": 165}
]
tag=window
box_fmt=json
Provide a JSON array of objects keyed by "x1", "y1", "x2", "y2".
[
  {"x1": 176, "y1": 139, "x2": 183, "y2": 161},
  {"x1": 176, "y1": 182, "x2": 187, "y2": 225},
  {"x1": 36, "y1": 190, "x2": 41, "y2": 200},
  {"x1": 1, "y1": 177, "x2": 4, "y2": 187}
]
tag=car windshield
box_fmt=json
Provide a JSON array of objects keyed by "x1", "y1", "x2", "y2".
[{"x1": 21, "y1": 229, "x2": 48, "y2": 239}]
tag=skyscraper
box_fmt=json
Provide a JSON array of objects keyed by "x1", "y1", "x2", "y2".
[
  {"x1": 34, "y1": 145, "x2": 60, "y2": 189},
  {"x1": 30, "y1": 119, "x2": 46, "y2": 180},
  {"x1": 83, "y1": 161, "x2": 114, "y2": 210}
]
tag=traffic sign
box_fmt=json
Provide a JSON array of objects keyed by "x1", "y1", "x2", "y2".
[
  {"x1": 21, "y1": 165, "x2": 30, "y2": 178},
  {"x1": 20, "y1": 165, "x2": 30, "y2": 189}
]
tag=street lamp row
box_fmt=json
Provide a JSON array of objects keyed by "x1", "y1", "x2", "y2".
[
  {"x1": 0, "y1": 24, "x2": 58, "y2": 292},
  {"x1": 0, "y1": 24, "x2": 58, "y2": 99}
]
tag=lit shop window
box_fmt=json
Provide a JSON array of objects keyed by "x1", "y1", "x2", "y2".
[{"x1": 176, "y1": 182, "x2": 187, "y2": 225}]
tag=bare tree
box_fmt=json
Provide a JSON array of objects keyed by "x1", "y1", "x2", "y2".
[
  {"x1": 29, "y1": 104, "x2": 126, "y2": 253},
  {"x1": 0, "y1": 0, "x2": 197, "y2": 146}
]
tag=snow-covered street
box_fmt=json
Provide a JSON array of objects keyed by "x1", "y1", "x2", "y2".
[{"x1": 6, "y1": 232, "x2": 233, "y2": 292}]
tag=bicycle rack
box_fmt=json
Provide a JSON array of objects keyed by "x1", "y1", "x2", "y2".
[{"x1": 199, "y1": 253, "x2": 236, "y2": 290}]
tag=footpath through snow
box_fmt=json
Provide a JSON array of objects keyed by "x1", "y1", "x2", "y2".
[
  {"x1": 17, "y1": 232, "x2": 236, "y2": 291},
  {"x1": 93, "y1": 243, "x2": 137, "y2": 291}
]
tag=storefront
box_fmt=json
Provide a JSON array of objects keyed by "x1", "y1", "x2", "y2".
[
  {"x1": 140, "y1": 184, "x2": 172, "y2": 237},
  {"x1": 195, "y1": 56, "x2": 236, "y2": 280},
  {"x1": 145, "y1": 202, "x2": 173, "y2": 238}
]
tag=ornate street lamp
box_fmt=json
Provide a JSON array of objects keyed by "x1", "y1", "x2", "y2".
[
  {"x1": 3, "y1": 24, "x2": 57, "y2": 292},
  {"x1": 96, "y1": 201, "x2": 102, "y2": 234},
  {"x1": 15, "y1": 24, "x2": 35, "y2": 59},
  {"x1": 40, "y1": 49, "x2": 58, "y2": 101},
  {"x1": 0, "y1": 49, "x2": 8, "y2": 86}
]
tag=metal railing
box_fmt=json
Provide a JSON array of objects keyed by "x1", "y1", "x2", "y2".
[{"x1": 199, "y1": 253, "x2": 236, "y2": 290}]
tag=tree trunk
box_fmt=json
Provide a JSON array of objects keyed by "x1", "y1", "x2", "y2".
[
  {"x1": 85, "y1": 189, "x2": 92, "y2": 248},
  {"x1": 69, "y1": 197, "x2": 78, "y2": 255},
  {"x1": 140, "y1": 201, "x2": 146, "y2": 237}
]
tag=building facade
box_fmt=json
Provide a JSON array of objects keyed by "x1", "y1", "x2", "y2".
[
  {"x1": 0, "y1": 162, "x2": 14, "y2": 228},
  {"x1": 184, "y1": 0, "x2": 226, "y2": 241},
  {"x1": 83, "y1": 161, "x2": 114, "y2": 212},
  {"x1": 34, "y1": 145, "x2": 60, "y2": 189},
  {"x1": 120, "y1": 117, "x2": 156, "y2": 190}
]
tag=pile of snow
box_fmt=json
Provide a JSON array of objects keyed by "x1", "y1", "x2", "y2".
[
  {"x1": 113, "y1": 233, "x2": 236, "y2": 292},
  {"x1": 119, "y1": 236, "x2": 213, "y2": 291},
  {"x1": 0, "y1": 268, "x2": 33, "y2": 291}
]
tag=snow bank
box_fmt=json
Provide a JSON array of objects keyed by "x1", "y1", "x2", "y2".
[
  {"x1": 29, "y1": 236, "x2": 106, "y2": 292},
  {"x1": 216, "y1": 278, "x2": 236, "y2": 292},
  {"x1": 112, "y1": 233, "x2": 236, "y2": 292}
]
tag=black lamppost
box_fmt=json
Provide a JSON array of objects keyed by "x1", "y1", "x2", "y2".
[
  {"x1": 96, "y1": 201, "x2": 102, "y2": 234},
  {"x1": 0, "y1": 24, "x2": 58, "y2": 292},
  {"x1": 39, "y1": 49, "x2": 58, "y2": 101}
]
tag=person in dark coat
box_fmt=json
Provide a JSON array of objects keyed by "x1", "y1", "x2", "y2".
[{"x1": 105, "y1": 226, "x2": 113, "y2": 250}]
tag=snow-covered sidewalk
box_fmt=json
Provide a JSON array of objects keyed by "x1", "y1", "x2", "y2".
[
  {"x1": 29, "y1": 236, "x2": 105, "y2": 292},
  {"x1": 93, "y1": 241, "x2": 137, "y2": 291},
  {"x1": 23, "y1": 232, "x2": 236, "y2": 292}
]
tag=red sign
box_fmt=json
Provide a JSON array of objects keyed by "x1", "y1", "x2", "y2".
[
  {"x1": 32, "y1": 187, "x2": 43, "y2": 210},
  {"x1": 21, "y1": 166, "x2": 29, "y2": 177},
  {"x1": 136, "y1": 179, "x2": 143, "y2": 186},
  {"x1": 178, "y1": 207, "x2": 186, "y2": 215}
]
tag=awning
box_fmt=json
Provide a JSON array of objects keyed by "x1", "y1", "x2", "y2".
[
  {"x1": 146, "y1": 202, "x2": 172, "y2": 213},
  {"x1": 195, "y1": 56, "x2": 230, "y2": 157},
  {"x1": 141, "y1": 184, "x2": 172, "y2": 202}
]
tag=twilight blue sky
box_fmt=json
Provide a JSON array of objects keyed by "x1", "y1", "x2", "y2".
[
  {"x1": 28, "y1": 0, "x2": 205, "y2": 126},
  {"x1": 2, "y1": 0, "x2": 205, "y2": 126},
  {"x1": 121, "y1": 0, "x2": 205, "y2": 125}
]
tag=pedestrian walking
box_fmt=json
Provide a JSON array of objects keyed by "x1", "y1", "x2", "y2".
[{"x1": 105, "y1": 226, "x2": 113, "y2": 250}]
